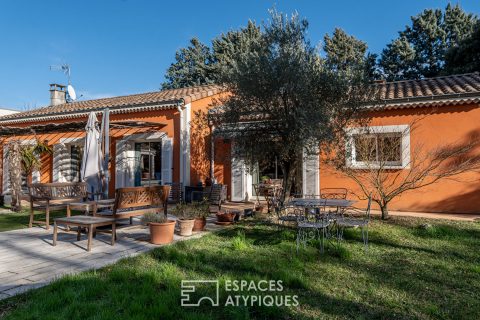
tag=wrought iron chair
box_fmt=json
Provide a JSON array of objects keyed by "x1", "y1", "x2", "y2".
[
  {"x1": 320, "y1": 188, "x2": 348, "y2": 219},
  {"x1": 336, "y1": 196, "x2": 371, "y2": 251},
  {"x1": 296, "y1": 202, "x2": 330, "y2": 253},
  {"x1": 274, "y1": 201, "x2": 304, "y2": 228}
]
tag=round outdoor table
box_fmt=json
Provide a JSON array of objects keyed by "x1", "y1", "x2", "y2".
[
  {"x1": 289, "y1": 198, "x2": 357, "y2": 246},
  {"x1": 289, "y1": 198, "x2": 356, "y2": 209}
]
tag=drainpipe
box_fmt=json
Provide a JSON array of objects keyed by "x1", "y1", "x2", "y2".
[{"x1": 209, "y1": 124, "x2": 215, "y2": 182}]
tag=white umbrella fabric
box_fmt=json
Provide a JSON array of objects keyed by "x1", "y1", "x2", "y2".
[{"x1": 81, "y1": 112, "x2": 103, "y2": 197}]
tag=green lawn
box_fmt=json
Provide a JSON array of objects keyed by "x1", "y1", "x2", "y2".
[
  {"x1": 1, "y1": 217, "x2": 479, "y2": 319},
  {"x1": 0, "y1": 207, "x2": 75, "y2": 232}
]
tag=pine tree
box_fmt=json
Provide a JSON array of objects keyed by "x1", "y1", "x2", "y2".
[
  {"x1": 380, "y1": 4, "x2": 477, "y2": 80},
  {"x1": 444, "y1": 21, "x2": 480, "y2": 74},
  {"x1": 161, "y1": 38, "x2": 215, "y2": 89},
  {"x1": 379, "y1": 36, "x2": 417, "y2": 81},
  {"x1": 212, "y1": 20, "x2": 261, "y2": 79}
]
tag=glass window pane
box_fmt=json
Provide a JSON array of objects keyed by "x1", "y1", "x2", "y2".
[
  {"x1": 379, "y1": 135, "x2": 401, "y2": 162},
  {"x1": 354, "y1": 135, "x2": 377, "y2": 162}
]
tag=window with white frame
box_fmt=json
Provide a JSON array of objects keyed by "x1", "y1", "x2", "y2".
[{"x1": 347, "y1": 125, "x2": 410, "y2": 169}]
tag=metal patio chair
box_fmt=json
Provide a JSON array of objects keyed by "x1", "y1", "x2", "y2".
[
  {"x1": 320, "y1": 188, "x2": 348, "y2": 219},
  {"x1": 296, "y1": 202, "x2": 330, "y2": 254},
  {"x1": 336, "y1": 196, "x2": 371, "y2": 251}
]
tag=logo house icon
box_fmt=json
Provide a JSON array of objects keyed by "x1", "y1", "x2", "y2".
[{"x1": 181, "y1": 280, "x2": 220, "y2": 307}]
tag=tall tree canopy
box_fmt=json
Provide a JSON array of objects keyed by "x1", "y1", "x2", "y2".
[
  {"x1": 161, "y1": 38, "x2": 215, "y2": 89},
  {"x1": 161, "y1": 23, "x2": 261, "y2": 89},
  {"x1": 212, "y1": 21, "x2": 262, "y2": 79},
  {"x1": 323, "y1": 28, "x2": 378, "y2": 79},
  {"x1": 380, "y1": 4, "x2": 477, "y2": 80},
  {"x1": 444, "y1": 21, "x2": 480, "y2": 74},
  {"x1": 215, "y1": 10, "x2": 371, "y2": 200}
]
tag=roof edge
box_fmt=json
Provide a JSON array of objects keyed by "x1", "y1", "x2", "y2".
[{"x1": 0, "y1": 101, "x2": 181, "y2": 125}]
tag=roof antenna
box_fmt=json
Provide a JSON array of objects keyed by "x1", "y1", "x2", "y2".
[{"x1": 49, "y1": 63, "x2": 80, "y2": 102}]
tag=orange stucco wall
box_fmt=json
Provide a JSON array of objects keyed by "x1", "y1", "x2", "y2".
[
  {"x1": 0, "y1": 108, "x2": 180, "y2": 198},
  {"x1": 0, "y1": 94, "x2": 226, "y2": 199},
  {"x1": 5, "y1": 93, "x2": 477, "y2": 214},
  {"x1": 320, "y1": 103, "x2": 480, "y2": 214}
]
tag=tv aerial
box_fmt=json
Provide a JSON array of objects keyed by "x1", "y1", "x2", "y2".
[{"x1": 49, "y1": 63, "x2": 79, "y2": 102}]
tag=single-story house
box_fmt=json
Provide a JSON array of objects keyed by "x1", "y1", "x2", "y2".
[{"x1": 1, "y1": 72, "x2": 479, "y2": 214}]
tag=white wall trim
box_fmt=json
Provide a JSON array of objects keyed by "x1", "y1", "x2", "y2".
[
  {"x1": 346, "y1": 124, "x2": 411, "y2": 169},
  {"x1": 302, "y1": 149, "x2": 320, "y2": 197},
  {"x1": 115, "y1": 131, "x2": 169, "y2": 189},
  {"x1": 184, "y1": 103, "x2": 191, "y2": 186},
  {"x1": 120, "y1": 131, "x2": 167, "y2": 142},
  {"x1": 60, "y1": 137, "x2": 84, "y2": 144}
]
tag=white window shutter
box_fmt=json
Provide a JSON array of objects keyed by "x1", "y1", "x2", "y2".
[
  {"x1": 231, "y1": 157, "x2": 245, "y2": 201},
  {"x1": 161, "y1": 137, "x2": 173, "y2": 184},
  {"x1": 115, "y1": 140, "x2": 136, "y2": 188},
  {"x1": 32, "y1": 170, "x2": 40, "y2": 183},
  {"x1": 53, "y1": 143, "x2": 69, "y2": 182},
  {"x1": 302, "y1": 151, "x2": 319, "y2": 197}
]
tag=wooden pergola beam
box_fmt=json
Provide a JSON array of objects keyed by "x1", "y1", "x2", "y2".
[{"x1": 0, "y1": 121, "x2": 166, "y2": 136}]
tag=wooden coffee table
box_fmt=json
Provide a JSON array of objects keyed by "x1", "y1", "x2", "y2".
[{"x1": 53, "y1": 216, "x2": 116, "y2": 252}]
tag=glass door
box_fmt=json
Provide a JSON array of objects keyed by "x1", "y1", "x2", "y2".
[
  {"x1": 252, "y1": 157, "x2": 284, "y2": 198},
  {"x1": 134, "y1": 142, "x2": 162, "y2": 186}
]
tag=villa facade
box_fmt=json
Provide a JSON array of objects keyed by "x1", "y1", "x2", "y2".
[{"x1": 0, "y1": 72, "x2": 479, "y2": 214}]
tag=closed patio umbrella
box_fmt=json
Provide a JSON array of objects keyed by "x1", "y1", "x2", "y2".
[{"x1": 81, "y1": 112, "x2": 103, "y2": 197}]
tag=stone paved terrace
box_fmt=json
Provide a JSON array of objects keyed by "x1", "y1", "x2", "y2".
[{"x1": 0, "y1": 215, "x2": 226, "y2": 300}]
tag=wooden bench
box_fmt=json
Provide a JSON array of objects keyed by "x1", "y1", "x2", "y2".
[
  {"x1": 94, "y1": 185, "x2": 171, "y2": 222},
  {"x1": 29, "y1": 182, "x2": 88, "y2": 230}
]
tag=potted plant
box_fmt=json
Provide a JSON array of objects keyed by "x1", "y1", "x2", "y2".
[
  {"x1": 141, "y1": 213, "x2": 176, "y2": 245},
  {"x1": 216, "y1": 210, "x2": 236, "y2": 223},
  {"x1": 260, "y1": 176, "x2": 270, "y2": 184},
  {"x1": 191, "y1": 200, "x2": 210, "y2": 231},
  {"x1": 172, "y1": 203, "x2": 196, "y2": 236}
]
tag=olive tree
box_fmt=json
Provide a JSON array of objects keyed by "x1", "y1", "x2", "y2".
[{"x1": 214, "y1": 10, "x2": 372, "y2": 201}]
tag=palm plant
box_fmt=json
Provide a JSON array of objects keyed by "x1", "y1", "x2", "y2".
[{"x1": 7, "y1": 139, "x2": 52, "y2": 211}]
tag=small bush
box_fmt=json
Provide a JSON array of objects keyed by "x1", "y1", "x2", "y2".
[{"x1": 231, "y1": 231, "x2": 249, "y2": 251}]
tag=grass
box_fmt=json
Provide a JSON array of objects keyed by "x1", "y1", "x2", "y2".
[
  {"x1": 1, "y1": 216, "x2": 480, "y2": 319},
  {"x1": 0, "y1": 206, "x2": 77, "y2": 232}
]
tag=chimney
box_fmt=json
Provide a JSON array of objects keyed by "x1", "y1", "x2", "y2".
[{"x1": 49, "y1": 84, "x2": 66, "y2": 106}]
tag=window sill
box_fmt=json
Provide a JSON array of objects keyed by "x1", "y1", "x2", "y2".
[{"x1": 348, "y1": 164, "x2": 408, "y2": 170}]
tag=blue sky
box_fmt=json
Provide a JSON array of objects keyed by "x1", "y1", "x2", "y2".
[{"x1": 0, "y1": 0, "x2": 479, "y2": 110}]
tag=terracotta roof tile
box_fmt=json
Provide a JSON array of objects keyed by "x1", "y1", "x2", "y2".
[
  {"x1": 375, "y1": 72, "x2": 480, "y2": 102},
  {"x1": 0, "y1": 84, "x2": 223, "y2": 123},
  {"x1": 2, "y1": 73, "x2": 480, "y2": 124}
]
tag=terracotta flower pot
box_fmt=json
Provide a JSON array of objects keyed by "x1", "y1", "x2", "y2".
[
  {"x1": 193, "y1": 217, "x2": 207, "y2": 231},
  {"x1": 149, "y1": 220, "x2": 176, "y2": 245},
  {"x1": 178, "y1": 219, "x2": 195, "y2": 236},
  {"x1": 216, "y1": 212, "x2": 235, "y2": 223}
]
